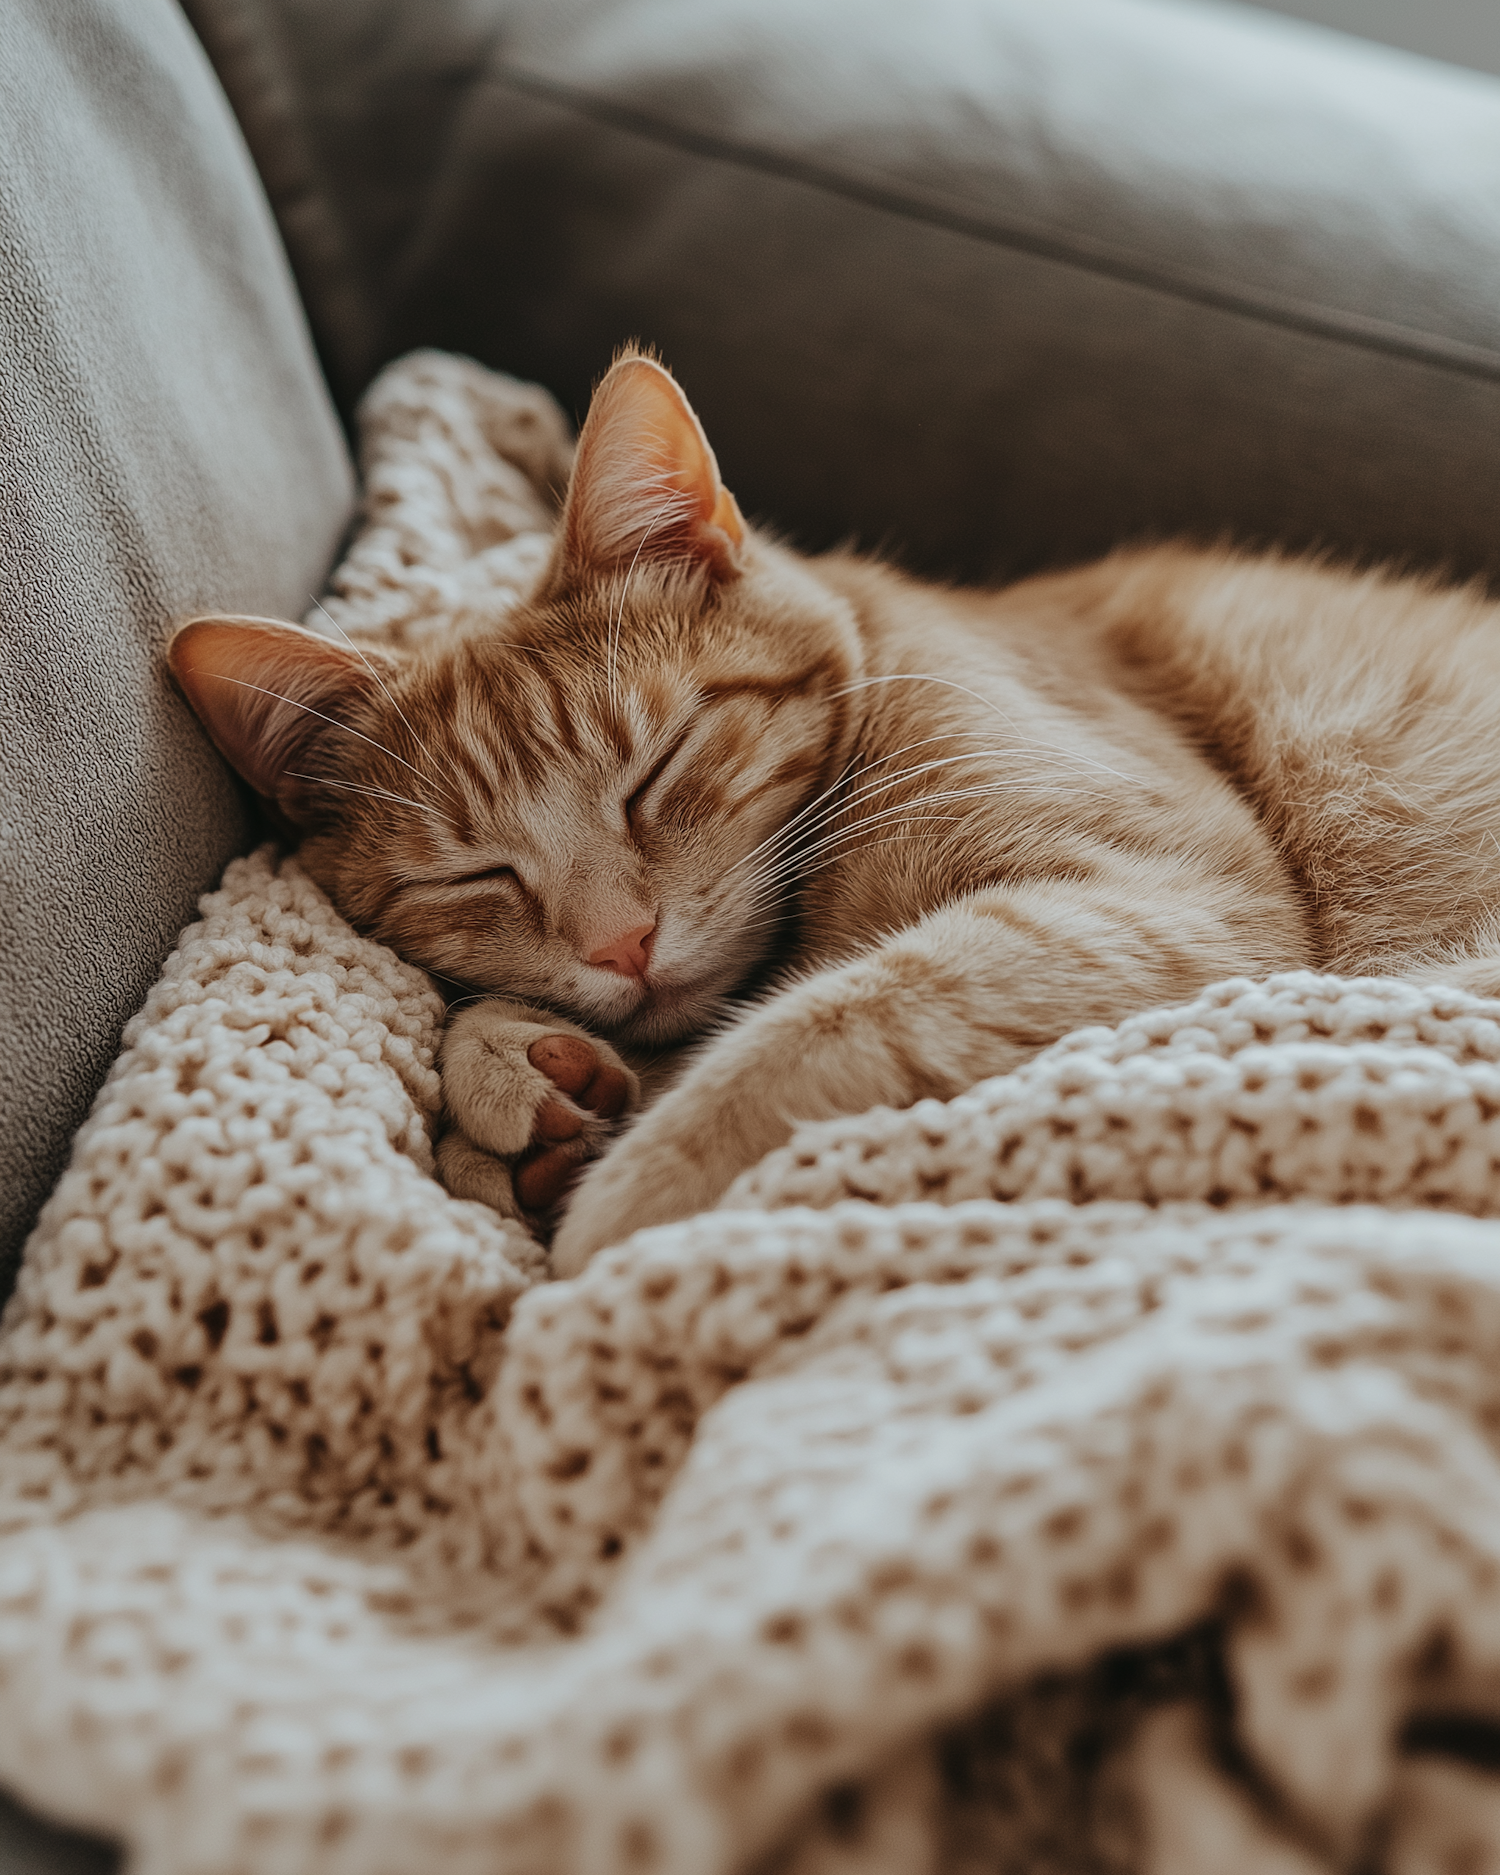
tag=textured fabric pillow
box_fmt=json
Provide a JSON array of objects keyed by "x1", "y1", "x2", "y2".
[
  {"x1": 190, "y1": 0, "x2": 1500, "y2": 584},
  {"x1": 0, "y1": 0, "x2": 355, "y2": 1287}
]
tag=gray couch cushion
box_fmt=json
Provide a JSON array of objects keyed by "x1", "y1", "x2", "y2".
[
  {"x1": 0, "y1": 1797, "x2": 115, "y2": 1875},
  {"x1": 0, "y1": 0, "x2": 355, "y2": 1287},
  {"x1": 192, "y1": 0, "x2": 1500, "y2": 583}
]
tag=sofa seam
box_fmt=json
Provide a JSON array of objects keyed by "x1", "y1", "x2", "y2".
[
  {"x1": 178, "y1": 0, "x2": 384, "y2": 408},
  {"x1": 493, "y1": 64, "x2": 1500, "y2": 388}
]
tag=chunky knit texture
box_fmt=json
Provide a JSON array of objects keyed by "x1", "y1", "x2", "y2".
[{"x1": 6, "y1": 353, "x2": 1500, "y2": 1874}]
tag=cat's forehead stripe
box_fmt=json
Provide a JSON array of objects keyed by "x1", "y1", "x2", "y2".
[
  {"x1": 545, "y1": 677, "x2": 584, "y2": 760},
  {"x1": 698, "y1": 656, "x2": 845, "y2": 703}
]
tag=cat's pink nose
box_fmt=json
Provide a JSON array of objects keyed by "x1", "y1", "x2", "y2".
[{"x1": 587, "y1": 923, "x2": 656, "y2": 979}]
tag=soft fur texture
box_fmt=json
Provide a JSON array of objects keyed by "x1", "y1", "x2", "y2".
[
  {"x1": 172, "y1": 351, "x2": 1500, "y2": 1283},
  {"x1": 7, "y1": 352, "x2": 1500, "y2": 1873}
]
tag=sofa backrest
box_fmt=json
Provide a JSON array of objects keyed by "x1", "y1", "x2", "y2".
[
  {"x1": 196, "y1": 0, "x2": 1500, "y2": 588},
  {"x1": 0, "y1": 0, "x2": 355, "y2": 1288}
]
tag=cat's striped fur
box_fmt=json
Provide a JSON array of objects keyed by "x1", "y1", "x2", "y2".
[{"x1": 171, "y1": 351, "x2": 1500, "y2": 1271}]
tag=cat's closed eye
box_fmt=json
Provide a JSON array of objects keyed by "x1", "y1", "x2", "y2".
[
  {"x1": 625, "y1": 731, "x2": 692, "y2": 828},
  {"x1": 447, "y1": 862, "x2": 524, "y2": 892}
]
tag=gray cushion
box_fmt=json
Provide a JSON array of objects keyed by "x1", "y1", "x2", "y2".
[
  {"x1": 192, "y1": 0, "x2": 1500, "y2": 584},
  {"x1": 0, "y1": 0, "x2": 355, "y2": 1287},
  {"x1": 0, "y1": 1796, "x2": 116, "y2": 1875},
  {"x1": 1245, "y1": 0, "x2": 1500, "y2": 79}
]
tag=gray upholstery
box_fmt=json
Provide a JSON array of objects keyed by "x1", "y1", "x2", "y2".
[
  {"x1": 0, "y1": 0, "x2": 355, "y2": 1288},
  {"x1": 0, "y1": 1799, "x2": 114, "y2": 1875},
  {"x1": 5, "y1": 0, "x2": 1500, "y2": 1865},
  {"x1": 191, "y1": 0, "x2": 1500, "y2": 584},
  {"x1": 1244, "y1": 0, "x2": 1500, "y2": 79}
]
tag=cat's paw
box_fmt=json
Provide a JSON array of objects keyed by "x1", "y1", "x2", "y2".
[
  {"x1": 549, "y1": 1120, "x2": 728, "y2": 1274},
  {"x1": 435, "y1": 999, "x2": 638, "y2": 1222},
  {"x1": 1403, "y1": 954, "x2": 1500, "y2": 1001},
  {"x1": 550, "y1": 1061, "x2": 788, "y2": 1274}
]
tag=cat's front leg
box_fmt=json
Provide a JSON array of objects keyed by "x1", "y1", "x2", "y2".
[
  {"x1": 551, "y1": 868, "x2": 1284, "y2": 1272},
  {"x1": 549, "y1": 943, "x2": 979, "y2": 1273},
  {"x1": 436, "y1": 998, "x2": 639, "y2": 1225}
]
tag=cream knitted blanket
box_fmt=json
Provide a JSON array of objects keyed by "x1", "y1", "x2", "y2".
[{"x1": 8, "y1": 353, "x2": 1500, "y2": 1875}]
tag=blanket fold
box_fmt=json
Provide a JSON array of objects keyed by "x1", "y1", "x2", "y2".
[{"x1": 6, "y1": 352, "x2": 1500, "y2": 1875}]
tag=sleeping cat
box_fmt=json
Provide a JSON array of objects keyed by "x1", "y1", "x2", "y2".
[{"x1": 169, "y1": 349, "x2": 1500, "y2": 1274}]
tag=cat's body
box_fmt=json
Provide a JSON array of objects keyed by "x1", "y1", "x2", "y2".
[{"x1": 169, "y1": 353, "x2": 1500, "y2": 1273}]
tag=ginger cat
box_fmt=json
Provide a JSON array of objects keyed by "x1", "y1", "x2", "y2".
[{"x1": 169, "y1": 350, "x2": 1500, "y2": 1273}]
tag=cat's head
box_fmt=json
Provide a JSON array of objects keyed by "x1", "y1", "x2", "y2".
[{"x1": 169, "y1": 351, "x2": 862, "y2": 1045}]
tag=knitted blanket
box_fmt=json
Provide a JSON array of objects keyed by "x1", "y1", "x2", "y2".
[{"x1": 7, "y1": 353, "x2": 1500, "y2": 1875}]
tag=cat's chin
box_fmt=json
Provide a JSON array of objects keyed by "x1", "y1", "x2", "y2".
[{"x1": 607, "y1": 978, "x2": 723, "y2": 1048}]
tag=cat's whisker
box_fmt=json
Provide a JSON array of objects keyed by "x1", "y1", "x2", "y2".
[
  {"x1": 607, "y1": 496, "x2": 677, "y2": 714},
  {"x1": 724, "y1": 733, "x2": 1083, "y2": 885},
  {"x1": 283, "y1": 771, "x2": 463, "y2": 831},
  {"x1": 795, "y1": 746, "x2": 1047, "y2": 835},
  {"x1": 719, "y1": 754, "x2": 869, "y2": 878},
  {"x1": 725, "y1": 738, "x2": 962, "y2": 864},
  {"x1": 732, "y1": 816, "x2": 972, "y2": 921},
  {"x1": 729, "y1": 787, "x2": 1107, "y2": 925},
  {"x1": 735, "y1": 777, "x2": 1111, "y2": 907},
  {"x1": 720, "y1": 734, "x2": 985, "y2": 882},
  {"x1": 797, "y1": 779, "x2": 1108, "y2": 859},
  {"x1": 733, "y1": 819, "x2": 971, "y2": 918},
  {"x1": 731, "y1": 828, "x2": 972, "y2": 935},
  {"x1": 308, "y1": 594, "x2": 465, "y2": 805},
  {"x1": 423, "y1": 966, "x2": 492, "y2": 1009},
  {"x1": 832, "y1": 673, "x2": 1147, "y2": 787},
  {"x1": 200, "y1": 673, "x2": 442, "y2": 793}
]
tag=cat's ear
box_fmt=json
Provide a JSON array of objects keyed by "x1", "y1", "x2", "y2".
[
  {"x1": 168, "y1": 615, "x2": 389, "y2": 824},
  {"x1": 554, "y1": 353, "x2": 745, "y2": 586}
]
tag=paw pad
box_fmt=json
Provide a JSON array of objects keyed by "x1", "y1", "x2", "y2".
[{"x1": 515, "y1": 1036, "x2": 634, "y2": 1213}]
